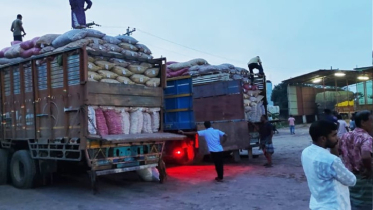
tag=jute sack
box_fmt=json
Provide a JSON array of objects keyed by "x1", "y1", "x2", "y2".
[{"x1": 98, "y1": 70, "x2": 119, "y2": 79}]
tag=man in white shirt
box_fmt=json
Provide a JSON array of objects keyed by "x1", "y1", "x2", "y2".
[
  {"x1": 247, "y1": 56, "x2": 264, "y2": 84},
  {"x1": 301, "y1": 120, "x2": 356, "y2": 210},
  {"x1": 179, "y1": 121, "x2": 228, "y2": 182},
  {"x1": 337, "y1": 115, "x2": 349, "y2": 138}
]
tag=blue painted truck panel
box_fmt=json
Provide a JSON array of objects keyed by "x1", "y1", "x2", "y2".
[{"x1": 164, "y1": 77, "x2": 196, "y2": 130}]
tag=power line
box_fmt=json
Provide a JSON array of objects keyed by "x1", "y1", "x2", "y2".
[
  {"x1": 100, "y1": 25, "x2": 247, "y2": 64},
  {"x1": 145, "y1": 43, "x2": 195, "y2": 59},
  {"x1": 136, "y1": 28, "x2": 246, "y2": 64}
]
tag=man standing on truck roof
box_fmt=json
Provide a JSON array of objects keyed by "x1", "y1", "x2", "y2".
[
  {"x1": 179, "y1": 121, "x2": 228, "y2": 182},
  {"x1": 247, "y1": 56, "x2": 264, "y2": 84},
  {"x1": 70, "y1": 0, "x2": 92, "y2": 29},
  {"x1": 259, "y1": 115, "x2": 274, "y2": 167},
  {"x1": 10, "y1": 14, "x2": 26, "y2": 41}
]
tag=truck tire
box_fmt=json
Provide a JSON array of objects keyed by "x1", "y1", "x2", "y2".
[
  {"x1": 0, "y1": 149, "x2": 9, "y2": 185},
  {"x1": 10, "y1": 150, "x2": 36, "y2": 189}
]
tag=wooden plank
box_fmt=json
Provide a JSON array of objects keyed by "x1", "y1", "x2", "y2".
[
  {"x1": 161, "y1": 62, "x2": 167, "y2": 88},
  {"x1": 80, "y1": 47, "x2": 88, "y2": 147},
  {"x1": 87, "y1": 93, "x2": 162, "y2": 107},
  {"x1": 87, "y1": 133, "x2": 186, "y2": 143},
  {"x1": 46, "y1": 59, "x2": 53, "y2": 139},
  {"x1": 62, "y1": 53, "x2": 69, "y2": 137},
  {"x1": 19, "y1": 64, "x2": 26, "y2": 136},
  {"x1": 9, "y1": 67, "x2": 15, "y2": 138},
  {"x1": 31, "y1": 60, "x2": 40, "y2": 139},
  {"x1": 193, "y1": 94, "x2": 245, "y2": 122},
  {"x1": 0, "y1": 70, "x2": 5, "y2": 140},
  {"x1": 86, "y1": 81, "x2": 163, "y2": 97},
  {"x1": 167, "y1": 75, "x2": 191, "y2": 81}
]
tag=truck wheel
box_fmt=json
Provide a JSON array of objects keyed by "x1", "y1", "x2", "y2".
[
  {"x1": 10, "y1": 150, "x2": 36, "y2": 189},
  {"x1": 0, "y1": 149, "x2": 10, "y2": 185}
]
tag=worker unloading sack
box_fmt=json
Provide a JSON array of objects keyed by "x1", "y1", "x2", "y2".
[
  {"x1": 70, "y1": 0, "x2": 93, "y2": 29},
  {"x1": 248, "y1": 56, "x2": 264, "y2": 84}
]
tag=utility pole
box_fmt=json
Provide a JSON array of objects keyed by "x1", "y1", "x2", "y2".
[{"x1": 124, "y1": 27, "x2": 136, "y2": 36}]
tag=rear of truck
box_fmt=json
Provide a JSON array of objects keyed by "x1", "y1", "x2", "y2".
[
  {"x1": 0, "y1": 47, "x2": 185, "y2": 191},
  {"x1": 163, "y1": 74, "x2": 267, "y2": 164}
]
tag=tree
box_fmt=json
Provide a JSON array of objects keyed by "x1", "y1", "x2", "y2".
[{"x1": 271, "y1": 82, "x2": 289, "y2": 116}]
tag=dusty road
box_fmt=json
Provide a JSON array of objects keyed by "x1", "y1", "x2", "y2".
[{"x1": 0, "y1": 125, "x2": 312, "y2": 210}]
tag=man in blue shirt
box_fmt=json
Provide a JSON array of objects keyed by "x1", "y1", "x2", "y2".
[
  {"x1": 179, "y1": 121, "x2": 228, "y2": 182},
  {"x1": 70, "y1": 0, "x2": 93, "y2": 29}
]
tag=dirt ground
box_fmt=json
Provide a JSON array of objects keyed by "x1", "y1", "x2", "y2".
[{"x1": 0, "y1": 125, "x2": 313, "y2": 210}]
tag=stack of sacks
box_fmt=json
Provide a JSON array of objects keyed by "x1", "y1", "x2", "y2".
[
  {"x1": 89, "y1": 106, "x2": 161, "y2": 136},
  {"x1": 87, "y1": 56, "x2": 160, "y2": 86},
  {"x1": 0, "y1": 29, "x2": 154, "y2": 67},
  {"x1": 1, "y1": 37, "x2": 41, "y2": 60},
  {"x1": 242, "y1": 88, "x2": 265, "y2": 122},
  {"x1": 166, "y1": 58, "x2": 252, "y2": 83},
  {"x1": 166, "y1": 59, "x2": 208, "y2": 78}
]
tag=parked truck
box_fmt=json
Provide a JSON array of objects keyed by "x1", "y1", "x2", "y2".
[
  {"x1": 0, "y1": 46, "x2": 185, "y2": 192},
  {"x1": 162, "y1": 73, "x2": 267, "y2": 164}
]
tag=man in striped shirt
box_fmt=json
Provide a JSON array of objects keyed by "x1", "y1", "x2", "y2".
[{"x1": 179, "y1": 121, "x2": 228, "y2": 182}]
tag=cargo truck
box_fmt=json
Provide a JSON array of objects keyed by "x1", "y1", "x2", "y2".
[
  {"x1": 163, "y1": 74, "x2": 267, "y2": 165},
  {"x1": 0, "y1": 46, "x2": 185, "y2": 192}
]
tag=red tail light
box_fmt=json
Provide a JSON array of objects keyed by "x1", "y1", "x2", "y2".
[
  {"x1": 174, "y1": 149, "x2": 184, "y2": 157},
  {"x1": 195, "y1": 134, "x2": 199, "y2": 148}
]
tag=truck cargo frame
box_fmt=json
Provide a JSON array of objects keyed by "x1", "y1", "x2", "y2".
[{"x1": 0, "y1": 47, "x2": 185, "y2": 192}]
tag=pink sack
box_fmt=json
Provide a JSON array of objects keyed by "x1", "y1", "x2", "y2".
[
  {"x1": 243, "y1": 84, "x2": 258, "y2": 91},
  {"x1": 167, "y1": 68, "x2": 189, "y2": 78},
  {"x1": 166, "y1": 61, "x2": 178, "y2": 65},
  {"x1": 11, "y1": 41, "x2": 22, "y2": 46},
  {"x1": 20, "y1": 40, "x2": 34, "y2": 50},
  {"x1": 103, "y1": 109, "x2": 123, "y2": 135},
  {"x1": 20, "y1": 47, "x2": 40, "y2": 58},
  {"x1": 95, "y1": 108, "x2": 109, "y2": 136},
  {"x1": 0, "y1": 47, "x2": 11, "y2": 58}
]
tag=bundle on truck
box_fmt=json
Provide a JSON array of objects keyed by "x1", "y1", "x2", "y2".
[
  {"x1": 163, "y1": 59, "x2": 267, "y2": 164},
  {"x1": 0, "y1": 29, "x2": 185, "y2": 192}
]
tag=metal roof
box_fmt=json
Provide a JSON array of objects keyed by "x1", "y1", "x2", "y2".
[{"x1": 282, "y1": 69, "x2": 371, "y2": 87}]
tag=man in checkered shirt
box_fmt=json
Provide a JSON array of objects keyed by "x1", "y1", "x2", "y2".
[{"x1": 339, "y1": 110, "x2": 373, "y2": 210}]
